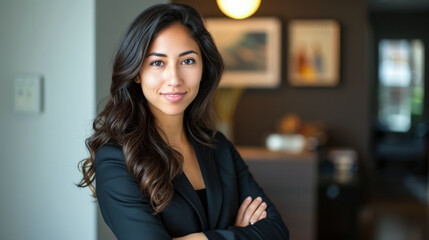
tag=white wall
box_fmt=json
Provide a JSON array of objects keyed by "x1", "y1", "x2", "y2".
[{"x1": 0, "y1": 1, "x2": 96, "y2": 240}]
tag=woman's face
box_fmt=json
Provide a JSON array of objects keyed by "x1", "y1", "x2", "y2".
[{"x1": 137, "y1": 23, "x2": 203, "y2": 120}]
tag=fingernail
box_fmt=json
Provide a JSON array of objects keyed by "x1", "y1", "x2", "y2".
[
  {"x1": 246, "y1": 196, "x2": 252, "y2": 201},
  {"x1": 261, "y1": 202, "x2": 266, "y2": 207},
  {"x1": 256, "y1": 197, "x2": 262, "y2": 201}
]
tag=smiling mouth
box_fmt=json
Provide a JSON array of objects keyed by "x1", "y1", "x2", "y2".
[
  {"x1": 164, "y1": 93, "x2": 184, "y2": 96},
  {"x1": 161, "y1": 92, "x2": 187, "y2": 102},
  {"x1": 162, "y1": 91, "x2": 187, "y2": 96}
]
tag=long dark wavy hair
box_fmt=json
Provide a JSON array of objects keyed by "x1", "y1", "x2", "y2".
[{"x1": 78, "y1": 3, "x2": 223, "y2": 213}]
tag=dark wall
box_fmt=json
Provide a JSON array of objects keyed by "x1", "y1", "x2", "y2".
[{"x1": 173, "y1": 0, "x2": 370, "y2": 165}]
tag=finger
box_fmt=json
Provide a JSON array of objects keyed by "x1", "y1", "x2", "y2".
[
  {"x1": 258, "y1": 210, "x2": 267, "y2": 221},
  {"x1": 250, "y1": 202, "x2": 267, "y2": 224},
  {"x1": 235, "y1": 197, "x2": 252, "y2": 225},
  {"x1": 243, "y1": 197, "x2": 263, "y2": 224}
]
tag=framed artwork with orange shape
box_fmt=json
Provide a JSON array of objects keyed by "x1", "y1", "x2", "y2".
[{"x1": 288, "y1": 20, "x2": 340, "y2": 87}]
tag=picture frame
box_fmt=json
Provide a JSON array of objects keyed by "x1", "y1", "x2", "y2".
[
  {"x1": 288, "y1": 20, "x2": 340, "y2": 87},
  {"x1": 205, "y1": 18, "x2": 281, "y2": 88}
]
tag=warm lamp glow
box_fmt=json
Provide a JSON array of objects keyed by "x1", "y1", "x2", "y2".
[{"x1": 216, "y1": 0, "x2": 261, "y2": 19}]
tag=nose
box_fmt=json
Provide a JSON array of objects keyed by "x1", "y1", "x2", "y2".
[{"x1": 166, "y1": 64, "x2": 182, "y2": 87}]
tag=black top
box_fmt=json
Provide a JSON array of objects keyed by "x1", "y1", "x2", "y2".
[{"x1": 195, "y1": 188, "x2": 208, "y2": 215}]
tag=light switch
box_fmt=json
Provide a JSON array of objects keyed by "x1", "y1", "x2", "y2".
[{"x1": 14, "y1": 75, "x2": 42, "y2": 113}]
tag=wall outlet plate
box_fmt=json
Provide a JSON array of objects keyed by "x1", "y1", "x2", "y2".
[{"x1": 14, "y1": 75, "x2": 43, "y2": 114}]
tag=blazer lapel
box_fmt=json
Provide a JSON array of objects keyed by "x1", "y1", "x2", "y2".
[
  {"x1": 173, "y1": 173, "x2": 208, "y2": 229},
  {"x1": 190, "y1": 136, "x2": 223, "y2": 229}
]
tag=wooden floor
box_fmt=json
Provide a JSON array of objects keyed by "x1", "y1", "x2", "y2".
[
  {"x1": 358, "y1": 175, "x2": 428, "y2": 240},
  {"x1": 359, "y1": 199, "x2": 428, "y2": 240}
]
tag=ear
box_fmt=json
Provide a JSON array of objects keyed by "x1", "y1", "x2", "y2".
[{"x1": 135, "y1": 75, "x2": 141, "y2": 84}]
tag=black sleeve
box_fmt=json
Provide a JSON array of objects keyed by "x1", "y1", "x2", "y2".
[
  {"x1": 94, "y1": 145, "x2": 171, "y2": 240},
  {"x1": 203, "y1": 134, "x2": 290, "y2": 240}
]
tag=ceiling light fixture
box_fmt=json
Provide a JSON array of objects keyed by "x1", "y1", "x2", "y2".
[{"x1": 216, "y1": 0, "x2": 261, "y2": 19}]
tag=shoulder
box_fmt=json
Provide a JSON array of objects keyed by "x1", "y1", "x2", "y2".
[
  {"x1": 94, "y1": 144, "x2": 131, "y2": 180},
  {"x1": 94, "y1": 144, "x2": 124, "y2": 166},
  {"x1": 189, "y1": 130, "x2": 231, "y2": 151},
  {"x1": 213, "y1": 131, "x2": 231, "y2": 147},
  {"x1": 212, "y1": 131, "x2": 238, "y2": 159}
]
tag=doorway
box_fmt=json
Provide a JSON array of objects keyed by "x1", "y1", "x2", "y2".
[{"x1": 366, "y1": 9, "x2": 429, "y2": 240}]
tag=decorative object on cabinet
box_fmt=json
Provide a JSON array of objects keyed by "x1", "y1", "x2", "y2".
[
  {"x1": 266, "y1": 114, "x2": 327, "y2": 153},
  {"x1": 206, "y1": 18, "x2": 281, "y2": 88},
  {"x1": 288, "y1": 20, "x2": 340, "y2": 87}
]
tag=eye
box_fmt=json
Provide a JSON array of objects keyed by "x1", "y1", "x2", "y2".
[
  {"x1": 150, "y1": 60, "x2": 164, "y2": 67},
  {"x1": 182, "y1": 58, "x2": 196, "y2": 65}
]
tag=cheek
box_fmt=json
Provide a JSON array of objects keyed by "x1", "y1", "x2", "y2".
[
  {"x1": 189, "y1": 77, "x2": 202, "y2": 99},
  {"x1": 140, "y1": 83, "x2": 150, "y2": 99},
  {"x1": 190, "y1": 78, "x2": 201, "y2": 90},
  {"x1": 185, "y1": 68, "x2": 203, "y2": 90},
  {"x1": 140, "y1": 74, "x2": 161, "y2": 93}
]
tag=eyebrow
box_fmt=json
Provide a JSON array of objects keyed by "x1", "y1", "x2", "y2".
[{"x1": 146, "y1": 50, "x2": 198, "y2": 58}]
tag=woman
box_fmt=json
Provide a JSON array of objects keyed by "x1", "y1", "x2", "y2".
[{"x1": 78, "y1": 3, "x2": 289, "y2": 240}]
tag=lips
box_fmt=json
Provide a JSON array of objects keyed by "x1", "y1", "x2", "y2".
[{"x1": 161, "y1": 92, "x2": 187, "y2": 102}]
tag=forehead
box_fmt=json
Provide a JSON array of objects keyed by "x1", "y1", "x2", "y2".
[{"x1": 147, "y1": 23, "x2": 200, "y2": 54}]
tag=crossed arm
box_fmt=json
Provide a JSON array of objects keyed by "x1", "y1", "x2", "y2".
[{"x1": 174, "y1": 196, "x2": 268, "y2": 240}]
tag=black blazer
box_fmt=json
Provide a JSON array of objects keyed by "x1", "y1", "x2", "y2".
[{"x1": 95, "y1": 132, "x2": 289, "y2": 240}]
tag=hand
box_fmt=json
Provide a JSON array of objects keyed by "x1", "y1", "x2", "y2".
[
  {"x1": 173, "y1": 232, "x2": 208, "y2": 240},
  {"x1": 234, "y1": 196, "x2": 267, "y2": 227}
]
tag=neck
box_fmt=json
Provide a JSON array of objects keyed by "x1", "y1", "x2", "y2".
[{"x1": 155, "y1": 113, "x2": 187, "y2": 147}]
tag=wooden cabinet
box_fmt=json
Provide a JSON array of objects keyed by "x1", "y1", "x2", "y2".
[{"x1": 238, "y1": 147, "x2": 317, "y2": 240}]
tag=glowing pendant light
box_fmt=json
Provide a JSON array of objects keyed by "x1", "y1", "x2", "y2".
[{"x1": 216, "y1": 0, "x2": 261, "y2": 19}]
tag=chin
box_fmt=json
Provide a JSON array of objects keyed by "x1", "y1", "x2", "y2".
[
  {"x1": 162, "y1": 108, "x2": 187, "y2": 117},
  {"x1": 150, "y1": 103, "x2": 190, "y2": 118}
]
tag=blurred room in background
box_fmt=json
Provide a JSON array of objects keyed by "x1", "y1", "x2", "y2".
[{"x1": 1, "y1": 0, "x2": 427, "y2": 240}]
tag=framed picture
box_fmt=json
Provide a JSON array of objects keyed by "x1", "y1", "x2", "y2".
[
  {"x1": 205, "y1": 18, "x2": 281, "y2": 88},
  {"x1": 288, "y1": 20, "x2": 340, "y2": 86}
]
